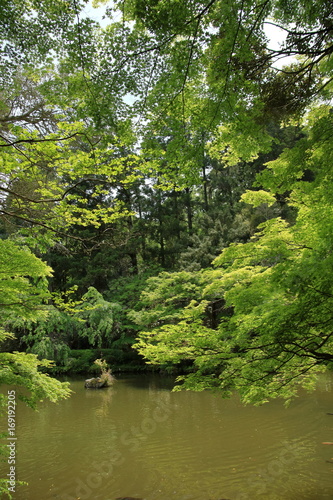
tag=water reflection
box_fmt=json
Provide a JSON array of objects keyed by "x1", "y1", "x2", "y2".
[
  {"x1": 84, "y1": 385, "x2": 115, "y2": 418},
  {"x1": 0, "y1": 372, "x2": 332, "y2": 499}
]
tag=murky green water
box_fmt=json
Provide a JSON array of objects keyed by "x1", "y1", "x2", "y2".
[{"x1": 1, "y1": 372, "x2": 333, "y2": 500}]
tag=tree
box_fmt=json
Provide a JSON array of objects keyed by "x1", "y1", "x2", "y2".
[
  {"x1": 74, "y1": 286, "x2": 122, "y2": 347},
  {"x1": 0, "y1": 239, "x2": 52, "y2": 319},
  {"x1": 0, "y1": 239, "x2": 72, "y2": 399},
  {"x1": 0, "y1": 0, "x2": 94, "y2": 85},
  {"x1": 1, "y1": 0, "x2": 333, "y2": 412},
  {"x1": 133, "y1": 104, "x2": 333, "y2": 404},
  {"x1": 0, "y1": 120, "x2": 141, "y2": 243},
  {"x1": 107, "y1": 0, "x2": 333, "y2": 152}
]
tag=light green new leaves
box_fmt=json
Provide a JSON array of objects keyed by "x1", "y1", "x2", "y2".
[
  {"x1": 208, "y1": 120, "x2": 273, "y2": 166},
  {"x1": 0, "y1": 240, "x2": 52, "y2": 320},
  {"x1": 0, "y1": 243, "x2": 71, "y2": 417},
  {"x1": 128, "y1": 270, "x2": 211, "y2": 328},
  {"x1": 0, "y1": 330, "x2": 71, "y2": 409},
  {"x1": 135, "y1": 320, "x2": 220, "y2": 366},
  {"x1": 240, "y1": 189, "x2": 276, "y2": 208},
  {"x1": 0, "y1": 122, "x2": 142, "y2": 233}
]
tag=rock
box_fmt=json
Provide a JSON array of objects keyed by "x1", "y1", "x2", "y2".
[
  {"x1": 84, "y1": 371, "x2": 115, "y2": 388},
  {"x1": 84, "y1": 377, "x2": 107, "y2": 389}
]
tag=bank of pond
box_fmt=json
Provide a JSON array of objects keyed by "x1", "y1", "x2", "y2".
[{"x1": 0, "y1": 372, "x2": 333, "y2": 500}]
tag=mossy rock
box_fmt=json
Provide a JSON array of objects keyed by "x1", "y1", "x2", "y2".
[{"x1": 84, "y1": 377, "x2": 107, "y2": 388}]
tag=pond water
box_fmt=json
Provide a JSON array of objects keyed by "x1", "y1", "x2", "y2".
[{"x1": 1, "y1": 372, "x2": 333, "y2": 500}]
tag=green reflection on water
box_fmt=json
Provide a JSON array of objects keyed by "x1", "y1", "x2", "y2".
[{"x1": 1, "y1": 372, "x2": 332, "y2": 500}]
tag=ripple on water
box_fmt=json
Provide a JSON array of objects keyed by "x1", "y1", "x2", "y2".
[{"x1": 3, "y1": 374, "x2": 333, "y2": 500}]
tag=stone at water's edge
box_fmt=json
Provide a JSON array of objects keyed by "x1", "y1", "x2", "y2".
[{"x1": 84, "y1": 377, "x2": 107, "y2": 388}]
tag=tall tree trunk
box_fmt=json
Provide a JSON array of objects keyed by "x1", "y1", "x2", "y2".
[
  {"x1": 202, "y1": 163, "x2": 209, "y2": 212},
  {"x1": 159, "y1": 218, "x2": 165, "y2": 266},
  {"x1": 157, "y1": 189, "x2": 165, "y2": 266},
  {"x1": 185, "y1": 187, "x2": 193, "y2": 235},
  {"x1": 173, "y1": 189, "x2": 181, "y2": 239},
  {"x1": 128, "y1": 251, "x2": 138, "y2": 274},
  {"x1": 201, "y1": 131, "x2": 209, "y2": 211},
  {"x1": 136, "y1": 189, "x2": 146, "y2": 263}
]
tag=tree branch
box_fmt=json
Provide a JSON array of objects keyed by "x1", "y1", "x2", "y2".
[
  {"x1": 0, "y1": 208, "x2": 92, "y2": 243},
  {"x1": 0, "y1": 132, "x2": 80, "y2": 148}
]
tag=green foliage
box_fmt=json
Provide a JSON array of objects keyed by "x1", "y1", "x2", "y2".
[
  {"x1": 7, "y1": 288, "x2": 123, "y2": 363},
  {"x1": 0, "y1": 240, "x2": 52, "y2": 320},
  {"x1": 1, "y1": 0, "x2": 333, "y2": 412},
  {"x1": 67, "y1": 349, "x2": 98, "y2": 373},
  {"x1": 133, "y1": 106, "x2": 333, "y2": 404},
  {"x1": 7, "y1": 306, "x2": 76, "y2": 368},
  {"x1": 128, "y1": 270, "x2": 211, "y2": 328},
  {"x1": 0, "y1": 0, "x2": 91, "y2": 84},
  {"x1": 0, "y1": 121, "x2": 140, "y2": 239},
  {"x1": 0, "y1": 239, "x2": 70, "y2": 497},
  {"x1": 68, "y1": 347, "x2": 142, "y2": 373},
  {"x1": 0, "y1": 329, "x2": 71, "y2": 409},
  {"x1": 240, "y1": 190, "x2": 276, "y2": 208},
  {"x1": 74, "y1": 287, "x2": 122, "y2": 347},
  {"x1": 28, "y1": 336, "x2": 71, "y2": 368}
]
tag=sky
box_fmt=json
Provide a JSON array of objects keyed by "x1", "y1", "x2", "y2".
[{"x1": 263, "y1": 21, "x2": 296, "y2": 69}]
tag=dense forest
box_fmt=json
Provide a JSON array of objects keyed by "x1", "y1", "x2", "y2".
[{"x1": 1, "y1": 0, "x2": 333, "y2": 432}]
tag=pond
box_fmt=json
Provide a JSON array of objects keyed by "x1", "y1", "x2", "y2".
[{"x1": 1, "y1": 372, "x2": 333, "y2": 500}]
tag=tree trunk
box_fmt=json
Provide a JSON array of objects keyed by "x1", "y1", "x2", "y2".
[{"x1": 185, "y1": 187, "x2": 193, "y2": 235}]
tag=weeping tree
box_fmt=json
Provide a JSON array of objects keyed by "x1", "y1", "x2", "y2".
[{"x1": 0, "y1": 239, "x2": 72, "y2": 402}]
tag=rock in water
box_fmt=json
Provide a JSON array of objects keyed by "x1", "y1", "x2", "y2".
[{"x1": 84, "y1": 377, "x2": 107, "y2": 388}]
